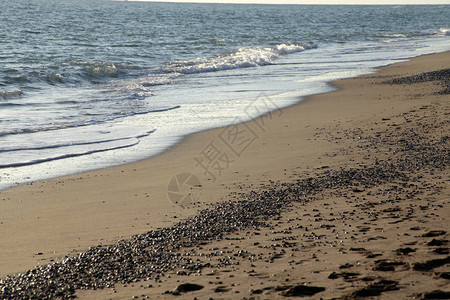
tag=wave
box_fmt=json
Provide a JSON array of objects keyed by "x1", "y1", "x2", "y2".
[
  {"x1": 438, "y1": 28, "x2": 450, "y2": 36},
  {"x1": 98, "y1": 43, "x2": 316, "y2": 101},
  {"x1": 45, "y1": 73, "x2": 65, "y2": 84},
  {"x1": 1, "y1": 62, "x2": 126, "y2": 90},
  {"x1": 4, "y1": 75, "x2": 30, "y2": 84},
  {"x1": 0, "y1": 105, "x2": 179, "y2": 137},
  {"x1": 1, "y1": 43, "x2": 316, "y2": 94},
  {"x1": 374, "y1": 28, "x2": 450, "y2": 44},
  {"x1": 0, "y1": 138, "x2": 141, "y2": 169},
  {"x1": 140, "y1": 73, "x2": 179, "y2": 87},
  {"x1": 74, "y1": 62, "x2": 120, "y2": 80},
  {"x1": 376, "y1": 33, "x2": 407, "y2": 38},
  {"x1": 0, "y1": 89, "x2": 23, "y2": 100},
  {"x1": 0, "y1": 124, "x2": 156, "y2": 168},
  {"x1": 156, "y1": 42, "x2": 317, "y2": 75},
  {"x1": 0, "y1": 130, "x2": 155, "y2": 153}
]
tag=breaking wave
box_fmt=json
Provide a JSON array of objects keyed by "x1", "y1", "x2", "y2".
[
  {"x1": 438, "y1": 28, "x2": 450, "y2": 36},
  {"x1": 157, "y1": 43, "x2": 317, "y2": 75},
  {"x1": 0, "y1": 89, "x2": 23, "y2": 100}
]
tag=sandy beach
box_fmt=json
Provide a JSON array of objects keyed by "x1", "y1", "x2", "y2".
[{"x1": 0, "y1": 51, "x2": 449, "y2": 299}]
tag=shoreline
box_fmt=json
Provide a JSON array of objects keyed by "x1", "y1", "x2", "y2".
[
  {"x1": 0, "y1": 65, "x2": 367, "y2": 193},
  {"x1": 3, "y1": 49, "x2": 448, "y2": 193},
  {"x1": 0, "y1": 56, "x2": 417, "y2": 193},
  {"x1": 0, "y1": 51, "x2": 449, "y2": 298}
]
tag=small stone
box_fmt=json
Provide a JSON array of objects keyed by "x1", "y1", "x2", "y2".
[
  {"x1": 413, "y1": 256, "x2": 450, "y2": 271},
  {"x1": 423, "y1": 290, "x2": 450, "y2": 299},
  {"x1": 433, "y1": 248, "x2": 449, "y2": 255},
  {"x1": 422, "y1": 230, "x2": 446, "y2": 237},
  {"x1": 427, "y1": 239, "x2": 448, "y2": 247},
  {"x1": 175, "y1": 283, "x2": 204, "y2": 293},
  {"x1": 214, "y1": 286, "x2": 230, "y2": 293},
  {"x1": 396, "y1": 247, "x2": 416, "y2": 255},
  {"x1": 282, "y1": 285, "x2": 325, "y2": 297},
  {"x1": 351, "y1": 280, "x2": 398, "y2": 297}
]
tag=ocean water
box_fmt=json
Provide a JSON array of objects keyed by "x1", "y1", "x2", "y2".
[{"x1": 0, "y1": 0, "x2": 449, "y2": 189}]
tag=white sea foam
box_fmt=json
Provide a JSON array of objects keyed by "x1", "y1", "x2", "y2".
[
  {"x1": 141, "y1": 73, "x2": 180, "y2": 87},
  {"x1": 275, "y1": 43, "x2": 313, "y2": 55},
  {"x1": 71, "y1": 61, "x2": 120, "y2": 80},
  {"x1": 0, "y1": 138, "x2": 140, "y2": 168},
  {"x1": 158, "y1": 43, "x2": 317, "y2": 75},
  {"x1": 296, "y1": 68, "x2": 374, "y2": 83},
  {"x1": 379, "y1": 33, "x2": 406, "y2": 38},
  {"x1": 438, "y1": 28, "x2": 450, "y2": 36},
  {"x1": 112, "y1": 43, "x2": 316, "y2": 100},
  {"x1": 45, "y1": 73, "x2": 65, "y2": 84},
  {"x1": 0, "y1": 124, "x2": 155, "y2": 168},
  {"x1": 0, "y1": 89, "x2": 23, "y2": 100}
]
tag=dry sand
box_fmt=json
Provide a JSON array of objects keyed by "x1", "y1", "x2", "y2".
[{"x1": 0, "y1": 51, "x2": 449, "y2": 299}]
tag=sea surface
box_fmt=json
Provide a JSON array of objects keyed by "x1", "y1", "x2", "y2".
[{"x1": 0, "y1": 0, "x2": 449, "y2": 189}]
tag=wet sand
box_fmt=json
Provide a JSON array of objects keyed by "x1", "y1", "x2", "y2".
[{"x1": 0, "y1": 51, "x2": 449, "y2": 299}]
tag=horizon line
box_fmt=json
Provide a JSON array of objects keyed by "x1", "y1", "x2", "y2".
[{"x1": 119, "y1": 0, "x2": 450, "y2": 5}]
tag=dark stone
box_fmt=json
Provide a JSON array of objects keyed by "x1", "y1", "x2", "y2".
[
  {"x1": 423, "y1": 230, "x2": 446, "y2": 237},
  {"x1": 282, "y1": 285, "x2": 325, "y2": 297},
  {"x1": 214, "y1": 286, "x2": 230, "y2": 293},
  {"x1": 374, "y1": 264, "x2": 395, "y2": 272},
  {"x1": 423, "y1": 290, "x2": 450, "y2": 299},
  {"x1": 433, "y1": 248, "x2": 449, "y2": 255},
  {"x1": 342, "y1": 272, "x2": 360, "y2": 279},
  {"x1": 328, "y1": 272, "x2": 360, "y2": 280},
  {"x1": 175, "y1": 283, "x2": 204, "y2": 293},
  {"x1": 374, "y1": 261, "x2": 406, "y2": 271},
  {"x1": 382, "y1": 207, "x2": 401, "y2": 213},
  {"x1": 366, "y1": 253, "x2": 383, "y2": 258},
  {"x1": 328, "y1": 272, "x2": 339, "y2": 279},
  {"x1": 413, "y1": 256, "x2": 450, "y2": 271},
  {"x1": 427, "y1": 239, "x2": 448, "y2": 247},
  {"x1": 350, "y1": 247, "x2": 366, "y2": 252},
  {"x1": 361, "y1": 277, "x2": 375, "y2": 282},
  {"x1": 339, "y1": 263, "x2": 354, "y2": 269},
  {"x1": 275, "y1": 286, "x2": 292, "y2": 291},
  {"x1": 351, "y1": 280, "x2": 399, "y2": 297},
  {"x1": 439, "y1": 272, "x2": 450, "y2": 280},
  {"x1": 396, "y1": 247, "x2": 416, "y2": 255}
]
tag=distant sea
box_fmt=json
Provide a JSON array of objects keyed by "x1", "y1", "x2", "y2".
[{"x1": 0, "y1": 0, "x2": 449, "y2": 189}]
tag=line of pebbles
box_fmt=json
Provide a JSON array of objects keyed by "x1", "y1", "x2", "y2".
[
  {"x1": 0, "y1": 167, "x2": 413, "y2": 299},
  {"x1": 1, "y1": 71, "x2": 449, "y2": 299},
  {"x1": 384, "y1": 68, "x2": 450, "y2": 94}
]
